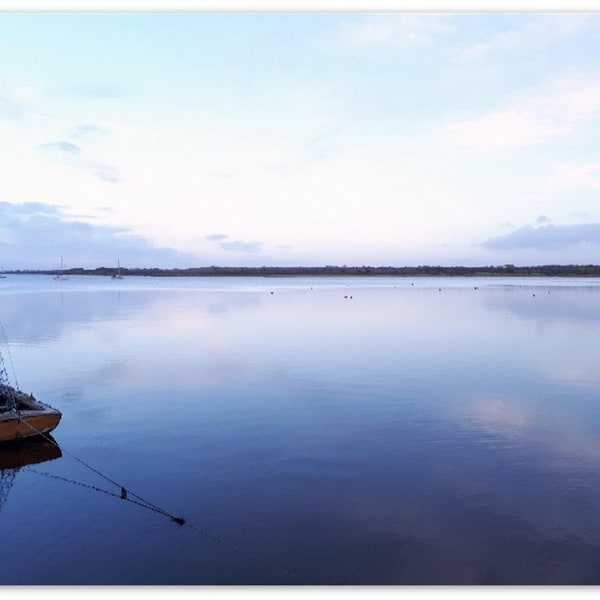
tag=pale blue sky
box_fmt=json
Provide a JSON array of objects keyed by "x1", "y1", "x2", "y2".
[{"x1": 1, "y1": 11, "x2": 600, "y2": 269}]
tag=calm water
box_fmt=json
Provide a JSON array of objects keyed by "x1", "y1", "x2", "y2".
[{"x1": 1, "y1": 274, "x2": 600, "y2": 585}]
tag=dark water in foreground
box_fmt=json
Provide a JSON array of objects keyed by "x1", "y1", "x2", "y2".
[{"x1": 1, "y1": 274, "x2": 600, "y2": 585}]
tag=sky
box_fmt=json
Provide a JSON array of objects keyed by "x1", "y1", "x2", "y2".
[{"x1": 1, "y1": 9, "x2": 600, "y2": 269}]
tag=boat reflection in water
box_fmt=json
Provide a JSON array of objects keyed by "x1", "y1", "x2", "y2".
[{"x1": 0, "y1": 437, "x2": 62, "y2": 514}]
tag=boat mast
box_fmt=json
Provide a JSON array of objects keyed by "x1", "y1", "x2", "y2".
[
  {"x1": 0, "y1": 320, "x2": 18, "y2": 410},
  {"x1": 0, "y1": 348, "x2": 17, "y2": 410}
]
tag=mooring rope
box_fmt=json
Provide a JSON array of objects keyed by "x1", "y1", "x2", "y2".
[
  {"x1": 14, "y1": 411, "x2": 301, "y2": 583},
  {"x1": 26, "y1": 468, "x2": 188, "y2": 525},
  {"x1": 14, "y1": 413, "x2": 182, "y2": 522}
]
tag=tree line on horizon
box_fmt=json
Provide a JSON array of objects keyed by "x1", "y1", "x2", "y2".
[{"x1": 6, "y1": 264, "x2": 600, "y2": 277}]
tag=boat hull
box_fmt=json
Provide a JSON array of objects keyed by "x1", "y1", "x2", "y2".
[{"x1": 0, "y1": 391, "x2": 61, "y2": 443}]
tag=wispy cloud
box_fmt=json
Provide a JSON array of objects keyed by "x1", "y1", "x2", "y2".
[
  {"x1": 77, "y1": 82, "x2": 126, "y2": 100},
  {"x1": 205, "y1": 233, "x2": 263, "y2": 254},
  {"x1": 458, "y1": 14, "x2": 594, "y2": 63},
  {"x1": 71, "y1": 123, "x2": 108, "y2": 138},
  {"x1": 443, "y1": 76, "x2": 600, "y2": 151},
  {"x1": 0, "y1": 96, "x2": 23, "y2": 120},
  {"x1": 92, "y1": 164, "x2": 121, "y2": 184},
  {"x1": 545, "y1": 162, "x2": 600, "y2": 191},
  {"x1": 0, "y1": 83, "x2": 44, "y2": 120},
  {"x1": 37, "y1": 140, "x2": 82, "y2": 154},
  {"x1": 343, "y1": 14, "x2": 455, "y2": 47},
  {"x1": 37, "y1": 137, "x2": 120, "y2": 183},
  {"x1": 221, "y1": 240, "x2": 263, "y2": 253}
]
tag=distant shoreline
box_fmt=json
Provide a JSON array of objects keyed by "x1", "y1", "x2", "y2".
[{"x1": 4, "y1": 264, "x2": 600, "y2": 278}]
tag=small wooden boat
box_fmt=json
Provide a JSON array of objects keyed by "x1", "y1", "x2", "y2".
[{"x1": 0, "y1": 385, "x2": 62, "y2": 443}]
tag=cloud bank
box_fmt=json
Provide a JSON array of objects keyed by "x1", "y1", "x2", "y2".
[
  {"x1": 0, "y1": 201, "x2": 198, "y2": 269},
  {"x1": 482, "y1": 223, "x2": 600, "y2": 251}
]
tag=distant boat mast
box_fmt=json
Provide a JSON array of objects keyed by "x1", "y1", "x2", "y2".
[
  {"x1": 53, "y1": 256, "x2": 69, "y2": 281},
  {"x1": 112, "y1": 259, "x2": 124, "y2": 279}
]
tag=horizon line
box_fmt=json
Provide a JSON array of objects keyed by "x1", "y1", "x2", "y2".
[{"x1": 5, "y1": 263, "x2": 600, "y2": 272}]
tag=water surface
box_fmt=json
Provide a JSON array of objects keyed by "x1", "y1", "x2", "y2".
[{"x1": 1, "y1": 274, "x2": 600, "y2": 584}]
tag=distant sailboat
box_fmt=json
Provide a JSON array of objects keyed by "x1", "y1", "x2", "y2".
[
  {"x1": 112, "y1": 259, "x2": 124, "y2": 280},
  {"x1": 53, "y1": 256, "x2": 69, "y2": 281}
]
